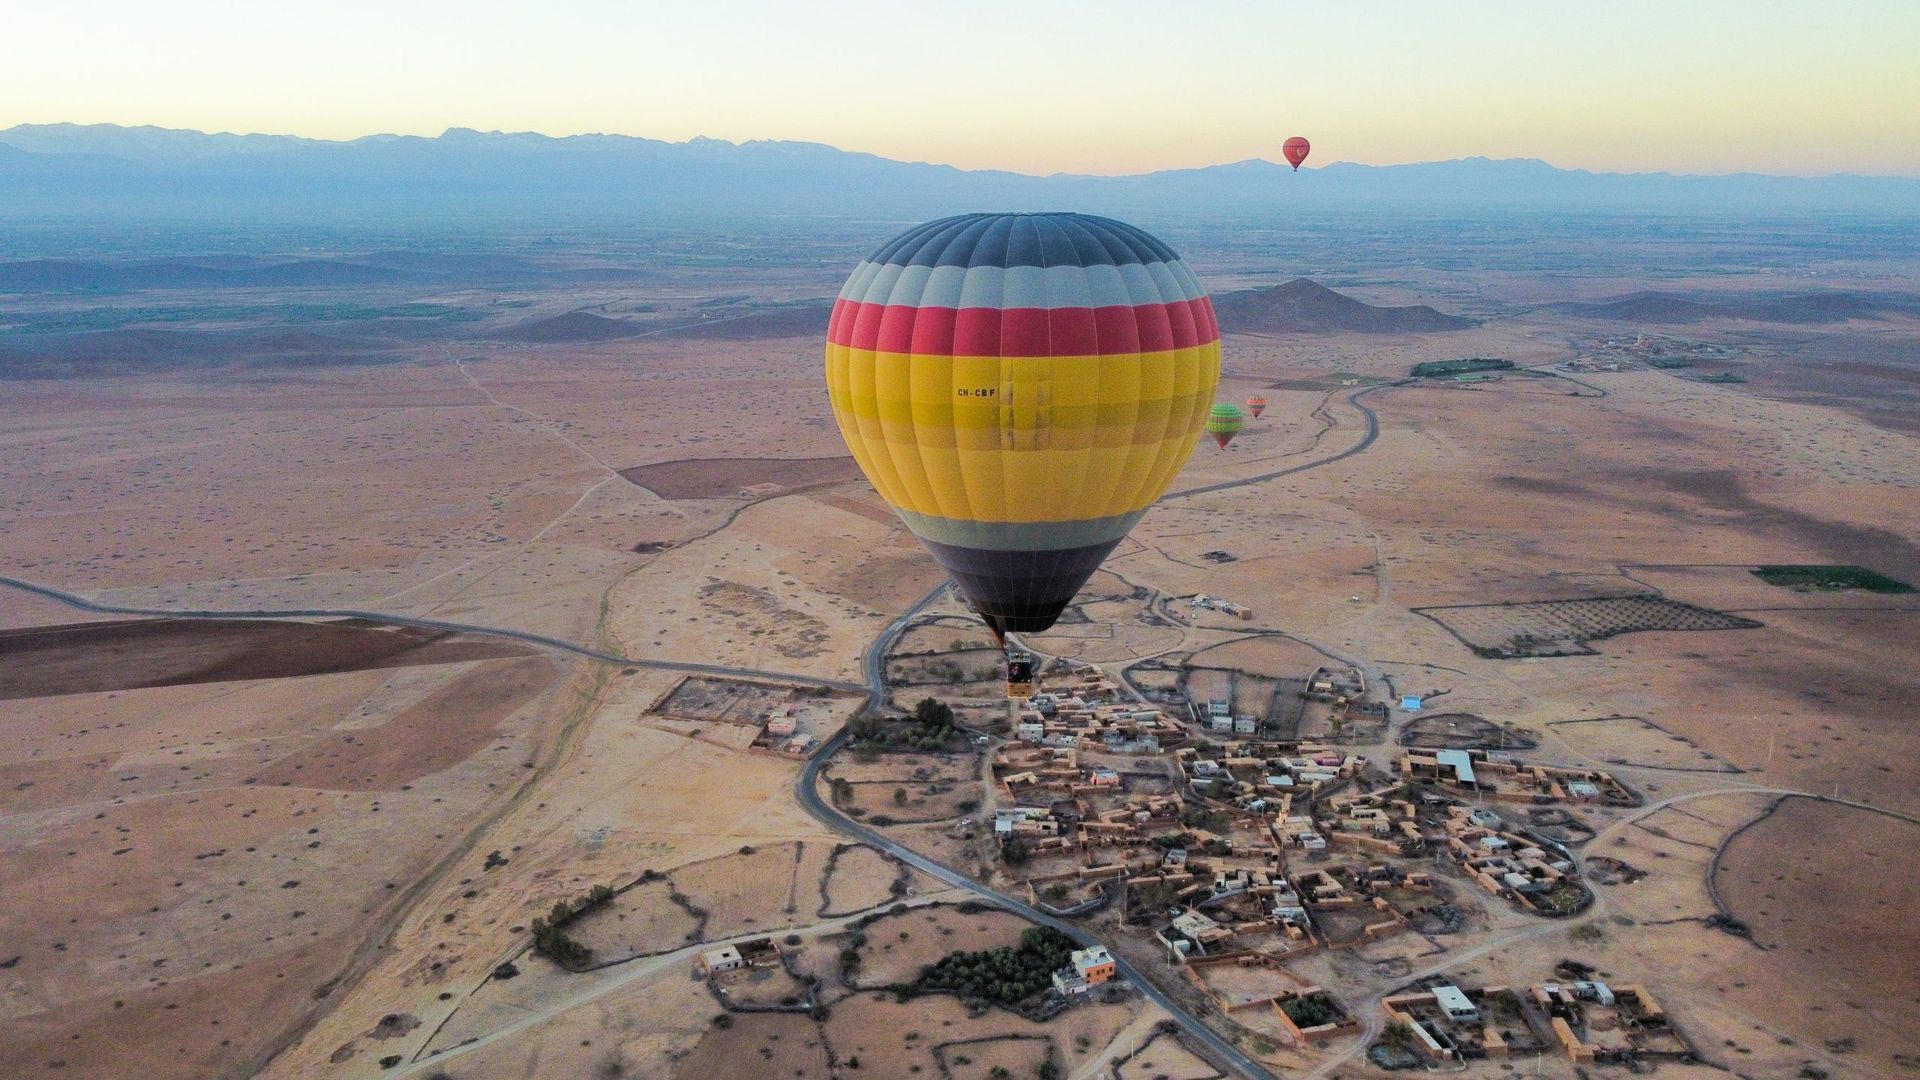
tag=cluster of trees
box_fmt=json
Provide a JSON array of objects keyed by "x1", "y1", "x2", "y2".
[
  {"x1": 910, "y1": 927, "x2": 1076, "y2": 1005},
  {"x1": 1180, "y1": 807, "x2": 1233, "y2": 833},
  {"x1": 529, "y1": 883, "x2": 617, "y2": 970},
  {"x1": 1281, "y1": 991, "x2": 1340, "y2": 1028},
  {"x1": 1410, "y1": 357, "x2": 1514, "y2": 378},
  {"x1": 847, "y1": 697, "x2": 962, "y2": 751}
]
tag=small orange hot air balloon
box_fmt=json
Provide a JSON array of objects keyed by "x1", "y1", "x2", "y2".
[
  {"x1": 1283, "y1": 136, "x2": 1310, "y2": 171},
  {"x1": 1247, "y1": 395, "x2": 1268, "y2": 418}
]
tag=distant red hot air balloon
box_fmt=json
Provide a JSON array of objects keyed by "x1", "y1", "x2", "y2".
[
  {"x1": 1283, "y1": 136, "x2": 1311, "y2": 171},
  {"x1": 1246, "y1": 395, "x2": 1268, "y2": 418}
]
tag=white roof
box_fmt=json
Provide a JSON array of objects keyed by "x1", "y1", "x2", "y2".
[
  {"x1": 1435, "y1": 749, "x2": 1477, "y2": 784},
  {"x1": 1433, "y1": 984, "x2": 1476, "y2": 1014}
]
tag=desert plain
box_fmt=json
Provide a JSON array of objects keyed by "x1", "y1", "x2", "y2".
[{"x1": 2, "y1": 213, "x2": 1917, "y2": 1080}]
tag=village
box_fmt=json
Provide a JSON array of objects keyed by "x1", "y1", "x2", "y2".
[
  {"x1": 872, "y1": 644, "x2": 1686, "y2": 1069},
  {"x1": 627, "y1": 620, "x2": 1699, "y2": 1074}
]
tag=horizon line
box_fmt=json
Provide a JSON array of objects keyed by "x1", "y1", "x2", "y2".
[{"x1": 5, "y1": 120, "x2": 1919, "y2": 184}]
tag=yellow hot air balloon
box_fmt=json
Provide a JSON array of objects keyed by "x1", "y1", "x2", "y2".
[{"x1": 825, "y1": 213, "x2": 1221, "y2": 640}]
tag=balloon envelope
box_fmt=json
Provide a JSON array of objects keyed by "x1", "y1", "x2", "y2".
[
  {"x1": 825, "y1": 212, "x2": 1221, "y2": 637},
  {"x1": 1283, "y1": 136, "x2": 1311, "y2": 171},
  {"x1": 1246, "y1": 395, "x2": 1268, "y2": 418},
  {"x1": 1205, "y1": 402, "x2": 1245, "y2": 448}
]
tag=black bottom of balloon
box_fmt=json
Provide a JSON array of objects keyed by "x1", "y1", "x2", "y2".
[{"x1": 920, "y1": 536, "x2": 1123, "y2": 636}]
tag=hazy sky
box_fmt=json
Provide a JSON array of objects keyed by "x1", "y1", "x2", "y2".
[{"x1": 7, "y1": 1, "x2": 1918, "y2": 176}]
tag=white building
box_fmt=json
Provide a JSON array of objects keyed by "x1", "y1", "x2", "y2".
[{"x1": 1432, "y1": 984, "x2": 1479, "y2": 1023}]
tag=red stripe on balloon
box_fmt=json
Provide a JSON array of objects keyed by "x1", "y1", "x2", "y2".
[{"x1": 827, "y1": 297, "x2": 1219, "y2": 356}]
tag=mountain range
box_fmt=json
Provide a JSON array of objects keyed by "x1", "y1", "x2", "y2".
[{"x1": 4, "y1": 124, "x2": 1918, "y2": 222}]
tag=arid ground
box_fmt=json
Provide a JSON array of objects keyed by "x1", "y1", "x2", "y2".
[{"x1": 2, "y1": 221, "x2": 1917, "y2": 1079}]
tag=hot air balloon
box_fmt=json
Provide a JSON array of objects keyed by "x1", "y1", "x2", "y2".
[
  {"x1": 1205, "y1": 403, "x2": 1245, "y2": 448},
  {"x1": 825, "y1": 212, "x2": 1221, "y2": 645},
  {"x1": 1283, "y1": 136, "x2": 1311, "y2": 171},
  {"x1": 1246, "y1": 395, "x2": 1268, "y2": 418}
]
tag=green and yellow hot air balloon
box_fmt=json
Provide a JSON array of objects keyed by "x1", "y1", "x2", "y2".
[
  {"x1": 824, "y1": 212, "x2": 1222, "y2": 640},
  {"x1": 1205, "y1": 403, "x2": 1245, "y2": 448}
]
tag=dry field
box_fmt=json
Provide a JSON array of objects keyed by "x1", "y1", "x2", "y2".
[
  {"x1": 823, "y1": 751, "x2": 982, "y2": 825},
  {"x1": 674, "y1": 1011, "x2": 832, "y2": 1080},
  {"x1": 0, "y1": 654, "x2": 575, "y2": 1079},
  {"x1": 1711, "y1": 796, "x2": 1920, "y2": 1073},
  {"x1": 2, "y1": 252, "x2": 1917, "y2": 1080},
  {"x1": 1544, "y1": 714, "x2": 1733, "y2": 772},
  {"x1": 845, "y1": 903, "x2": 1036, "y2": 987},
  {"x1": 1415, "y1": 594, "x2": 1763, "y2": 658},
  {"x1": 0, "y1": 618, "x2": 530, "y2": 699},
  {"x1": 619, "y1": 454, "x2": 860, "y2": 500}
]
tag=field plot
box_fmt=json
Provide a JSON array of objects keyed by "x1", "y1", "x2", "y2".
[
  {"x1": 935, "y1": 1034, "x2": 1054, "y2": 1079},
  {"x1": 672, "y1": 1011, "x2": 830, "y2": 1080},
  {"x1": 819, "y1": 991, "x2": 1136, "y2": 1080},
  {"x1": 1549, "y1": 715, "x2": 1736, "y2": 772},
  {"x1": 565, "y1": 876, "x2": 704, "y2": 960},
  {"x1": 1195, "y1": 962, "x2": 1309, "y2": 1011},
  {"x1": 674, "y1": 841, "x2": 819, "y2": 938},
  {"x1": 1399, "y1": 712, "x2": 1537, "y2": 751},
  {"x1": 822, "y1": 751, "x2": 981, "y2": 825},
  {"x1": 653, "y1": 676, "x2": 796, "y2": 725},
  {"x1": 1184, "y1": 635, "x2": 1327, "y2": 677},
  {"x1": 619, "y1": 455, "x2": 860, "y2": 499},
  {"x1": 846, "y1": 903, "x2": 1036, "y2": 987},
  {"x1": 1415, "y1": 593, "x2": 1761, "y2": 658},
  {"x1": 647, "y1": 676, "x2": 860, "y2": 753},
  {"x1": 1115, "y1": 1029, "x2": 1227, "y2": 1079},
  {"x1": 1752, "y1": 563, "x2": 1914, "y2": 593},
  {"x1": 711, "y1": 962, "x2": 815, "y2": 1010},
  {"x1": 819, "y1": 844, "x2": 909, "y2": 916},
  {"x1": 0, "y1": 617, "x2": 529, "y2": 700},
  {"x1": 1711, "y1": 796, "x2": 1920, "y2": 1073}
]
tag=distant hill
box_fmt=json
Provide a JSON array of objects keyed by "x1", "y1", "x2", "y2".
[
  {"x1": 496, "y1": 311, "x2": 648, "y2": 343},
  {"x1": 1550, "y1": 290, "x2": 1920, "y2": 325},
  {"x1": 3, "y1": 123, "x2": 1917, "y2": 222},
  {"x1": 0, "y1": 253, "x2": 609, "y2": 293},
  {"x1": 1212, "y1": 279, "x2": 1476, "y2": 334}
]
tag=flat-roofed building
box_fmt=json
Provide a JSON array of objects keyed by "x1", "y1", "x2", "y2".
[{"x1": 1432, "y1": 984, "x2": 1479, "y2": 1023}]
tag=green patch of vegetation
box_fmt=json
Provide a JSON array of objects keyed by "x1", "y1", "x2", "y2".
[
  {"x1": 1753, "y1": 565, "x2": 1914, "y2": 594},
  {"x1": 1280, "y1": 991, "x2": 1341, "y2": 1028},
  {"x1": 1692, "y1": 371, "x2": 1745, "y2": 383},
  {"x1": 1179, "y1": 807, "x2": 1233, "y2": 833},
  {"x1": 849, "y1": 697, "x2": 962, "y2": 751},
  {"x1": 1410, "y1": 357, "x2": 1514, "y2": 378},
  {"x1": 909, "y1": 927, "x2": 1076, "y2": 1004},
  {"x1": 529, "y1": 883, "x2": 617, "y2": 970}
]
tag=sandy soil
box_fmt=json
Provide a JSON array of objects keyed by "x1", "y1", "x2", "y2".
[
  {"x1": 5, "y1": 257, "x2": 1917, "y2": 1080},
  {"x1": 0, "y1": 618, "x2": 532, "y2": 700},
  {"x1": 1712, "y1": 796, "x2": 1920, "y2": 1074},
  {"x1": 0, "y1": 656, "x2": 574, "y2": 1080}
]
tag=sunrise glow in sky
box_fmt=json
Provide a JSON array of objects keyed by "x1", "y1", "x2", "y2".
[{"x1": 7, "y1": 0, "x2": 1918, "y2": 176}]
